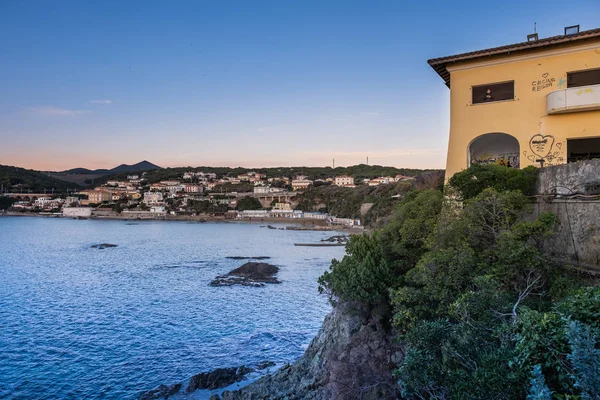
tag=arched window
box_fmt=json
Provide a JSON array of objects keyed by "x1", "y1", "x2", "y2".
[{"x1": 469, "y1": 133, "x2": 520, "y2": 168}]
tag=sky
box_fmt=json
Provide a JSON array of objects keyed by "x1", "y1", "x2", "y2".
[{"x1": 0, "y1": 0, "x2": 599, "y2": 171}]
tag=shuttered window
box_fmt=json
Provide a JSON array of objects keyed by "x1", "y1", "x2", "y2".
[{"x1": 567, "y1": 68, "x2": 600, "y2": 88}]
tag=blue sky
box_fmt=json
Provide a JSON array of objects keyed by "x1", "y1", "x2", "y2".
[{"x1": 0, "y1": 0, "x2": 598, "y2": 170}]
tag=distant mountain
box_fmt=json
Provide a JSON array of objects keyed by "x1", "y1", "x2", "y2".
[
  {"x1": 61, "y1": 160, "x2": 160, "y2": 175},
  {"x1": 0, "y1": 165, "x2": 80, "y2": 193},
  {"x1": 109, "y1": 160, "x2": 160, "y2": 174}
]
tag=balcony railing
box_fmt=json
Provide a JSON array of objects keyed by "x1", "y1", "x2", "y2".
[{"x1": 547, "y1": 84, "x2": 600, "y2": 114}]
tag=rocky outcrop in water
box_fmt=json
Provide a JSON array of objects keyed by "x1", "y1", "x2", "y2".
[
  {"x1": 186, "y1": 366, "x2": 255, "y2": 392},
  {"x1": 215, "y1": 302, "x2": 400, "y2": 400},
  {"x1": 139, "y1": 362, "x2": 275, "y2": 400},
  {"x1": 210, "y1": 262, "x2": 281, "y2": 287},
  {"x1": 91, "y1": 243, "x2": 118, "y2": 249},
  {"x1": 225, "y1": 256, "x2": 271, "y2": 260},
  {"x1": 139, "y1": 383, "x2": 181, "y2": 400}
]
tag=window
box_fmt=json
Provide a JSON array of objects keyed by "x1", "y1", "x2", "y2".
[
  {"x1": 472, "y1": 81, "x2": 514, "y2": 104},
  {"x1": 567, "y1": 137, "x2": 600, "y2": 163},
  {"x1": 567, "y1": 68, "x2": 600, "y2": 88}
]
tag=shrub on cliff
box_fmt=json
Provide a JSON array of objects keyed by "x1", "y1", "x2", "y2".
[
  {"x1": 449, "y1": 164, "x2": 538, "y2": 200},
  {"x1": 318, "y1": 189, "x2": 442, "y2": 305}
]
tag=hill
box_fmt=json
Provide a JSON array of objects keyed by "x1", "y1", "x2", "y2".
[
  {"x1": 109, "y1": 160, "x2": 160, "y2": 174},
  {"x1": 0, "y1": 165, "x2": 80, "y2": 193},
  {"x1": 60, "y1": 160, "x2": 160, "y2": 175},
  {"x1": 47, "y1": 160, "x2": 162, "y2": 186}
]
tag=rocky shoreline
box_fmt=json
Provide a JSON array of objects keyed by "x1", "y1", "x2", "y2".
[
  {"x1": 215, "y1": 302, "x2": 400, "y2": 400},
  {"x1": 140, "y1": 361, "x2": 277, "y2": 400},
  {"x1": 139, "y1": 302, "x2": 398, "y2": 400}
]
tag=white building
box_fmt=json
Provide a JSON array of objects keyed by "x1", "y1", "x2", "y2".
[
  {"x1": 334, "y1": 175, "x2": 355, "y2": 187},
  {"x1": 253, "y1": 186, "x2": 286, "y2": 194},
  {"x1": 143, "y1": 192, "x2": 164, "y2": 204},
  {"x1": 185, "y1": 184, "x2": 204, "y2": 193},
  {"x1": 62, "y1": 207, "x2": 93, "y2": 217}
]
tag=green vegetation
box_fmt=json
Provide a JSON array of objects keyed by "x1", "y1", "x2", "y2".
[
  {"x1": 296, "y1": 171, "x2": 444, "y2": 227},
  {"x1": 236, "y1": 196, "x2": 262, "y2": 211},
  {"x1": 187, "y1": 199, "x2": 228, "y2": 214},
  {"x1": 449, "y1": 163, "x2": 538, "y2": 200},
  {"x1": 318, "y1": 165, "x2": 600, "y2": 399},
  {"x1": 0, "y1": 165, "x2": 80, "y2": 193},
  {"x1": 99, "y1": 164, "x2": 440, "y2": 185},
  {"x1": 0, "y1": 196, "x2": 17, "y2": 210}
]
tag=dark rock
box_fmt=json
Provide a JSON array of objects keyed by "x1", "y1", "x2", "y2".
[
  {"x1": 267, "y1": 225, "x2": 277, "y2": 229},
  {"x1": 226, "y1": 256, "x2": 271, "y2": 260},
  {"x1": 210, "y1": 262, "x2": 281, "y2": 287},
  {"x1": 256, "y1": 361, "x2": 276, "y2": 370},
  {"x1": 321, "y1": 235, "x2": 349, "y2": 243},
  {"x1": 219, "y1": 302, "x2": 401, "y2": 400},
  {"x1": 139, "y1": 383, "x2": 181, "y2": 400},
  {"x1": 186, "y1": 366, "x2": 255, "y2": 392},
  {"x1": 208, "y1": 395, "x2": 222, "y2": 400},
  {"x1": 91, "y1": 243, "x2": 118, "y2": 249}
]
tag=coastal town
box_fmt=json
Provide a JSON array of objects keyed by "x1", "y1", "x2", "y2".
[{"x1": 2, "y1": 169, "x2": 416, "y2": 227}]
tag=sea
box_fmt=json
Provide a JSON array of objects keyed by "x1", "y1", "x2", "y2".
[{"x1": 0, "y1": 217, "x2": 346, "y2": 399}]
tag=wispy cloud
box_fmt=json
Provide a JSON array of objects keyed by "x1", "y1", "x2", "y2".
[
  {"x1": 89, "y1": 99, "x2": 112, "y2": 104},
  {"x1": 29, "y1": 106, "x2": 88, "y2": 117}
]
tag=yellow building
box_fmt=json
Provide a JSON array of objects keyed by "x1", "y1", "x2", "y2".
[{"x1": 429, "y1": 26, "x2": 600, "y2": 179}]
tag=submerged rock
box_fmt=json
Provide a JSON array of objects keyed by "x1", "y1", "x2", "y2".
[
  {"x1": 256, "y1": 361, "x2": 276, "y2": 370},
  {"x1": 210, "y1": 262, "x2": 281, "y2": 287},
  {"x1": 139, "y1": 383, "x2": 181, "y2": 400},
  {"x1": 141, "y1": 362, "x2": 273, "y2": 399},
  {"x1": 91, "y1": 243, "x2": 118, "y2": 249},
  {"x1": 321, "y1": 235, "x2": 349, "y2": 243},
  {"x1": 186, "y1": 366, "x2": 255, "y2": 392},
  {"x1": 225, "y1": 256, "x2": 271, "y2": 260}
]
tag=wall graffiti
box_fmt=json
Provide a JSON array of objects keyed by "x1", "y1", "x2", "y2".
[
  {"x1": 472, "y1": 152, "x2": 520, "y2": 167},
  {"x1": 523, "y1": 134, "x2": 564, "y2": 166},
  {"x1": 531, "y1": 72, "x2": 556, "y2": 92}
]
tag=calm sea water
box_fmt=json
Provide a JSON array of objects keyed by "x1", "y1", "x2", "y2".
[{"x1": 0, "y1": 217, "x2": 345, "y2": 399}]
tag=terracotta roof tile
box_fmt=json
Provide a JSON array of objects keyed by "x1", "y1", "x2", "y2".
[{"x1": 428, "y1": 27, "x2": 600, "y2": 87}]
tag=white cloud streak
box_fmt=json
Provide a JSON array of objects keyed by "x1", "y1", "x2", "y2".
[
  {"x1": 89, "y1": 100, "x2": 112, "y2": 104},
  {"x1": 29, "y1": 106, "x2": 88, "y2": 117}
]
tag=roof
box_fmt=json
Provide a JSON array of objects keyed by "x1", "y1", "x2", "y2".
[{"x1": 428, "y1": 27, "x2": 600, "y2": 87}]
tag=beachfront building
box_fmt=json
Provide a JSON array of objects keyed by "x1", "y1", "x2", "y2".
[
  {"x1": 334, "y1": 175, "x2": 355, "y2": 187},
  {"x1": 88, "y1": 190, "x2": 113, "y2": 204},
  {"x1": 428, "y1": 26, "x2": 600, "y2": 179}
]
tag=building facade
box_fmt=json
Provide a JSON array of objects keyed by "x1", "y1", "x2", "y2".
[
  {"x1": 334, "y1": 175, "x2": 355, "y2": 187},
  {"x1": 429, "y1": 27, "x2": 600, "y2": 179}
]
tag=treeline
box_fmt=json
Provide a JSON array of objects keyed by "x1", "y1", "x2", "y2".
[
  {"x1": 0, "y1": 165, "x2": 80, "y2": 193},
  {"x1": 295, "y1": 171, "x2": 445, "y2": 226},
  {"x1": 97, "y1": 164, "x2": 441, "y2": 185},
  {"x1": 318, "y1": 164, "x2": 600, "y2": 398}
]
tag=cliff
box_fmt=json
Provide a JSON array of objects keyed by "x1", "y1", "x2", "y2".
[{"x1": 215, "y1": 302, "x2": 400, "y2": 400}]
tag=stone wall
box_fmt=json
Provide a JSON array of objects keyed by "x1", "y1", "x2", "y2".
[
  {"x1": 534, "y1": 199, "x2": 600, "y2": 269},
  {"x1": 537, "y1": 158, "x2": 600, "y2": 195},
  {"x1": 535, "y1": 158, "x2": 600, "y2": 269}
]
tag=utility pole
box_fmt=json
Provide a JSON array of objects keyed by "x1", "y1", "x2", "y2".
[
  {"x1": 333, "y1": 159, "x2": 335, "y2": 169},
  {"x1": 367, "y1": 157, "x2": 369, "y2": 165}
]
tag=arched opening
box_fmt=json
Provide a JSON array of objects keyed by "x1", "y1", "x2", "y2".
[{"x1": 469, "y1": 133, "x2": 520, "y2": 168}]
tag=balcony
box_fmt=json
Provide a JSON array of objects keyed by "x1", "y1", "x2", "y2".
[{"x1": 547, "y1": 84, "x2": 600, "y2": 114}]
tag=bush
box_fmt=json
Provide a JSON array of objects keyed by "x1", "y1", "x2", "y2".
[{"x1": 449, "y1": 164, "x2": 538, "y2": 200}]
